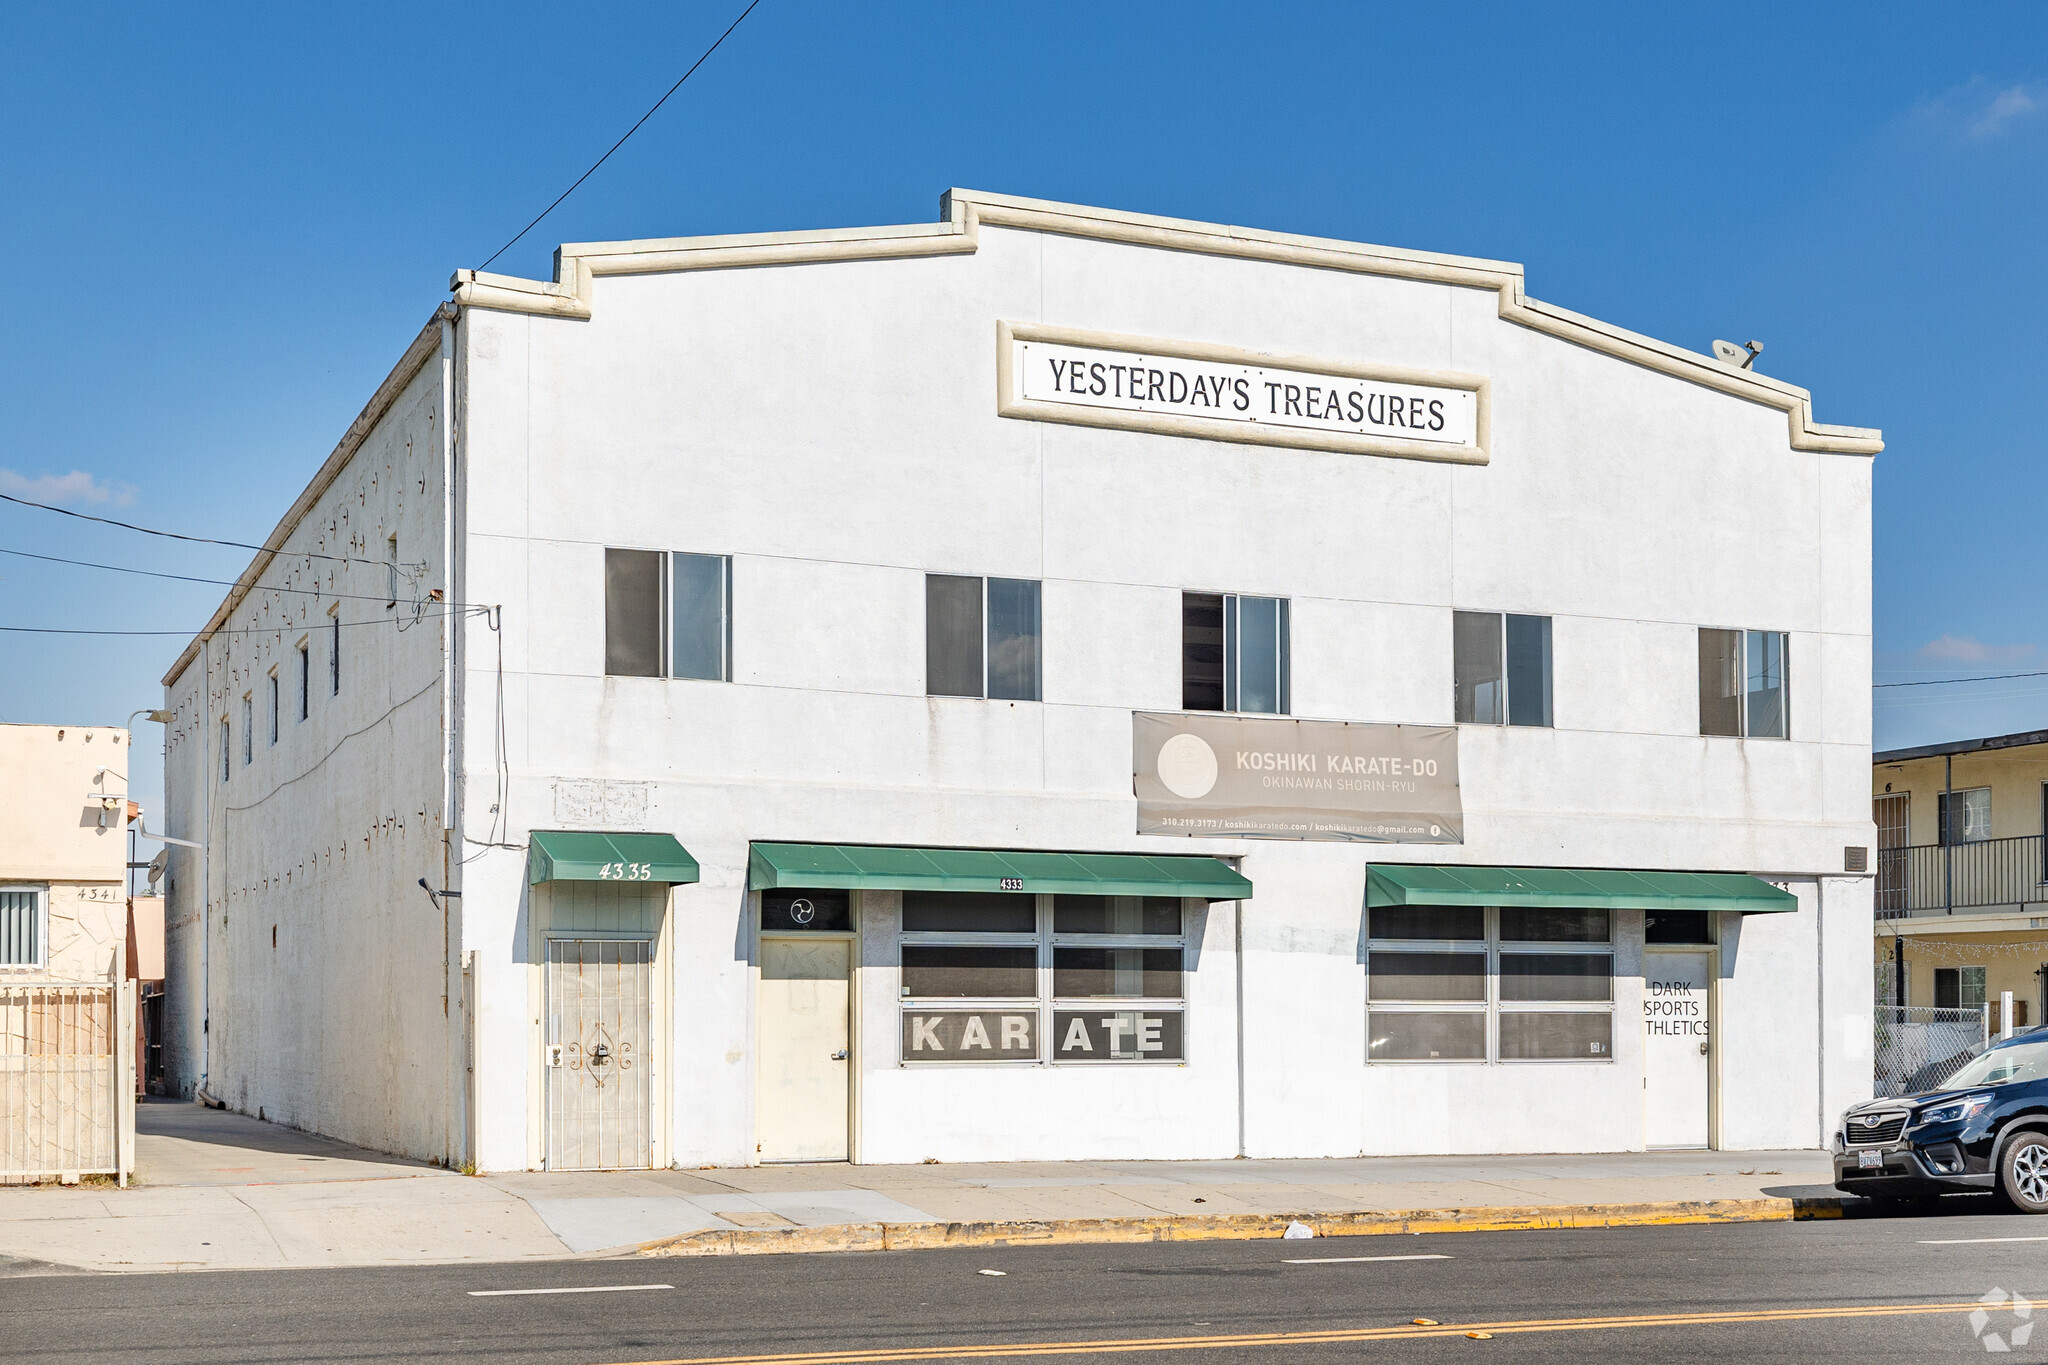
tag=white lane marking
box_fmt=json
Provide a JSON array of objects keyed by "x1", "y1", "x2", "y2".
[
  {"x1": 467, "y1": 1283, "x2": 675, "y2": 1297},
  {"x1": 1918, "y1": 1236, "x2": 2048, "y2": 1245},
  {"x1": 1283, "y1": 1254, "x2": 1454, "y2": 1264}
]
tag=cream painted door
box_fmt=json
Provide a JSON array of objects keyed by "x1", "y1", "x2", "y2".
[
  {"x1": 545, "y1": 938, "x2": 653, "y2": 1170},
  {"x1": 758, "y1": 938, "x2": 851, "y2": 1162},
  {"x1": 1644, "y1": 950, "x2": 1712, "y2": 1149}
]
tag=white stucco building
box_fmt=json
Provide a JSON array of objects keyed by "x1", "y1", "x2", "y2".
[{"x1": 160, "y1": 190, "x2": 1880, "y2": 1171}]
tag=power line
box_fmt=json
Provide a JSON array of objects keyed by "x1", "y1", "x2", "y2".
[
  {"x1": 1875, "y1": 670, "x2": 2048, "y2": 689},
  {"x1": 0, "y1": 607, "x2": 487, "y2": 638},
  {"x1": 476, "y1": 0, "x2": 764, "y2": 271},
  {"x1": 0, "y1": 491, "x2": 396, "y2": 572},
  {"x1": 0, "y1": 545, "x2": 412, "y2": 604}
]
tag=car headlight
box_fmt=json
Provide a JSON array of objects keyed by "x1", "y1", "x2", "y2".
[{"x1": 1916, "y1": 1094, "x2": 1993, "y2": 1126}]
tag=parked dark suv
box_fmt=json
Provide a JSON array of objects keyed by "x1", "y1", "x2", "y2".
[{"x1": 1836, "y1": 1030, "x2": 2048, "y2": 1210}]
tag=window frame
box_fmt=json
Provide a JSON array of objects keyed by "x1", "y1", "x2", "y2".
[
  {"x1": 897, "y1": 892, "x2": 1190, "y2": 1066},
  {"x1": 0, "y1": 884, "x2": 48, "y2": 971},
  {"x1": 1366, "y1": 906, "x2": 1615, "y2": 1065},
  {"x1": 296, "y1": 638, "x2": 310, "y2": 721},
  {"x1": 1453, "y1": 610, "x2": 1554, "y2": 728},
  {"x1": 266, "y1": 669, "x2": 279, "y2": 747},
  {"x1": 385, "y1": 534, "x2": 400, "y2": 609},
  {"x1": 1181, "y1": 590, "x2": 1290, "y2": 715},
  {"x1": 1698, "y1": 627, "x2": 1790, "y2": 739},
  {"x1": 923, "y1": 573, "x2": 1042, "y2": 702},
  {"x1": 603, "y1": 547, "x2": 735, "y2": 682},
  {"x1": 328, "y1": 606, "x2": 341, "y2": 697},
  {"x1": 241, "y1": 693, "x2": 253, "y2": 766},
  {"x1": 220, "y1": 716, "x2": 231, "y2": 784},
  {"x1": 1939, "y1": 786, "x2": 1993, "y2": 847}
]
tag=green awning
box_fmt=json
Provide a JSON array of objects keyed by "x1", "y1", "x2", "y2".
[
  {"x1": 528, "y1": 830, "x2": 700, "y2": 886},
  {"x1": 748, "y1": 842, "x2": 1252, "y2": 900},
  {"x1": 1366, "y1": 865, "x2": 1797, "y2": 913}
]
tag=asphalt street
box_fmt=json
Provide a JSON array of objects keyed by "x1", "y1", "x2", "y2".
[{"x1": 5, "y1": 1198, "x2": 2048, "y2": 1364}]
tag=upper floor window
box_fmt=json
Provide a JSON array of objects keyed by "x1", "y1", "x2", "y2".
[
  {"x1": 1939, "y1": 787, "x2": 1992, "y2": 846},
  {"x1": 1454, "y1": 611, "x2": 1552, "y2": 727},
  {"x1": 385, "y1": 535, "x2": 400, "y2": 609},
  {"x1": 1182, "y1": 592, "x2": 1289, "y2": 714},
  {"x1": 1698, "y1": 628, "x2": 1787, "y2": 738},
  {"x1": 604, "y1": 548, "x2": 734, "y2": 681},
  {"x1": 0, "y1": 886, "x2": 46, "y2": 968},
  {"x1": 926, "y1": 574, "x2": 1041, "y2": 701},
  {"x1": 220, "y1": 717, "x2": 231, "y2": 783},
  {"x1": 267, "y1": 671, "x2": 279, "y2": 746},
  {"x1": 241, "y1": 694, "x2": 253, "y2": 766},
  {"x1": 296, "y1": 641, "x2": 310, "y2": 721},
  {"x1": 329, "y1": 609, "x2": 341, "y2": 696}
]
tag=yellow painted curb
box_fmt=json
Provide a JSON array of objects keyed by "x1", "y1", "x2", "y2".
[{"x1": 638, "y1": 1196, "x2": 1850, "y2": 1258}]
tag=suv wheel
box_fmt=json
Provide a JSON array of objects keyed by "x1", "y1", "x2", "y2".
[{"x1": 1999, "y1": 1133, "x2": 2048, "y2": 1213}]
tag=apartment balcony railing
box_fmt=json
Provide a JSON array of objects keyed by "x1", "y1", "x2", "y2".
[{"x1": 1876, "y1": 834, "x2": 2048, "y2": 920}]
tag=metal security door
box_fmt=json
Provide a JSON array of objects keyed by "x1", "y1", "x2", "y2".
[
  {"x1": 757, "y1": 938, "x2": 850, "y2": 1163},
  {"x1": 546, "y1": 939, "x2": 652, "y2": 1170},
  {"x1": 1644, "y1": 950, "x2": 1712, "y2": 1149}
]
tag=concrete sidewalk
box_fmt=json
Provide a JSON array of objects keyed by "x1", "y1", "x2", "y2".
[{"x1": 0, "y1": 1100, "x2": 1843, "y2": 1273}]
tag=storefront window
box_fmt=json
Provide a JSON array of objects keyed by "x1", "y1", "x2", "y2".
[
  {"x1": 1366, "y1": 906, "x2": 1613, "y2": 1063},
  {"x1": 760, "y1": 888, "x2": 851, "y2": 933},
  {"x1": 898, "y1": 892, "x2": 1189, "y2": 1064}
]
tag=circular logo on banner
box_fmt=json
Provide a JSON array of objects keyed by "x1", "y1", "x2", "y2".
[
  {"x1": 789, "y1": 898, "x2": 816, "y2": 925},
  {"x1": 1157, "y1": 733, "x2": 1220, "y2": 800}
]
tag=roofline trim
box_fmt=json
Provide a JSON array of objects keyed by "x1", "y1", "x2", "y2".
[
  {"x1": 161, "y1": 304, "x2": 456, "y2": 689},
  {"x1": 449, "y1": 187, "x2": 1880, "y2": 455},
  {"x1": 1875, "y1": 729, "x2": 2048, "y2": 764}
]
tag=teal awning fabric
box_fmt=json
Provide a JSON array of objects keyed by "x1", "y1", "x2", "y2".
[
  {"x1": 1366, "y1": 865, "x2": 1797, "y2": 913},
  {"x1": 527, "y1": 831, "x2": 700, "y2": 886},
  {"x1": 748, "y1": 842, "x2": 1252, "y2": 900}
]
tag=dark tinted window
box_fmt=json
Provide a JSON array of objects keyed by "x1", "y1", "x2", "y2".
[
  {"x1": 901, "y1": 945, "x2": 1036, "y2": 997},
  {"x1": 761, "y1": 889, "x2": 850, "y2": 933},
  {"x1": 1052, "y1": 947, "x2": 1182, "y2": 998},
  {"x1": 1368, "y1": 1012, "x2": 1486, "y2": 1060},
  {"x1": 1368, "y1": 905, "x2": 1484, "y2": 941},
  {"x1": 1500, "y1": 953, "x2": 1613, "y2": 1002},
  {"x1": 1646, "y1": 910, "x2": 1713, "y2": 944},
  {"x1": 1367, "y1": 951, "x2": 1485, "y2": 1002},
  {"x1": 1499, "y1": 1012, "x2": 1612, "y2": 1060},
  {"x1": 902, "y1": 891, "x2": 1036, "y2": 934},
  {"x1": 1052, "y1": 895, "x2": 1180, "y2": 936},
  {"x1": 605, "y1": 548, "x2": 663, "y2": 677},
  {"x1": 1498, "y1": 907, "x2": 1609, "y2": 942},
  {"x1": 926, "y1": 574, "x2": 984, "y2": 697},
  {"x1": 987, "y1": 577, "x2": 1041, "y2": 702},
  {"x1": 1181, "y1": 592, "x2": 1225, "y2": 711}
]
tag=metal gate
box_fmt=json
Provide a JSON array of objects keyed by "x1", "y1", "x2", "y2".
[
  {"x1": 1874, "y1": 1004, "x2": 1986, "y2": 1098},
  {"x1": 545, "y1": 939, "x2": 652, "y2": 1170},
  {"x1": 1, "y1": 983, "x2": 134, "y2": 1185}
]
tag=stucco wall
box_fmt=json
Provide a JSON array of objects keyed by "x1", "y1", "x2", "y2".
[
  {"x1": 451, "y1": 215, "x2": 1874, "y2": 1166},
  {"x1": 1875, "y1": 747, "x2": 2048, "y2": 845},
  {"x1": 0, "y1": 724, "x2": 130, "y2": 983},
  {"x1": 160, "y1": 353, "x2": 460, "y2": 1160}
]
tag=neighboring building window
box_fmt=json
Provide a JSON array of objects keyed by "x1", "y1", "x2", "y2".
[
  {"x1": 329, "y1": 609, "x2": 341, "y2": 696},
  {"x1": 385, "y1": 534, "x2": 400, "y2": 608},
  {"x1": 898, "y1": 892, "x2": 1187, "y2": 1064},
  {"x1": 1939, "y1": 787, "x2": 1992, "y2": 845},
  {"x1": 604, "y1": 547, "x2": 735, "y2": 681},
  {"x1": 220, "y1": 718, "x2": 230, "y2": 783},
  {"x1": 1366, "y1": 905, "x2": 1613, "y2": 1062},
  {"x1": 1453, "y1": 611, "x2": 1553, "y2": 727},
  {"x1": 1181, "y1": 592, "x2": 1289, "y2": 714},
  {"x1": 1934, "y1": 966, "x2": 1987, "y2": 1011},
  {"x1": 267, "y1": 671, "x2": 279, "y2": 746},
  {"x1": 925, "y1": 575, "x2": 1041, "y2": 701},
  {"x1": 0, "y1": 886, "x2": 45, "y2": 968},
  {"x1": 241, "y1": 695, "x2": 253, "y2": 765},
  {"x1": 296, "y1": 641, "x2": 310, "y2": 721},
  {"x1": 1698, "y1": 628, "x2": 1788, "y2": 738}
]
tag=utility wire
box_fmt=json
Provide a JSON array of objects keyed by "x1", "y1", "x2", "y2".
[
  {"x1": 0, "y1": 607, "x2": 488, "y2": 638},
  {"x1": 0, "y1": 491, "x2": 398, "y2": 573},
  {"x1": 476, "y1": 0, "x2": 764, "y2": 271},
  {"x1": 0, "y1": 544, "x2": 488, "y2": 609},
  {"x1": 1874, "y1": 670, "x2": 2048, "y2": 689}
]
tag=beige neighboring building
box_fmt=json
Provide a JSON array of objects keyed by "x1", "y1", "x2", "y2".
[
  {"x1": 1874, "y1": 728, "x2": 2048, "y2": 1030},
  {"x1": 0, "y1": 723, "x2": 137, "y2": 1183}
]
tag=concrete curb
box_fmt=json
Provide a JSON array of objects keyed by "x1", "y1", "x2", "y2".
[{"x1": 639, "y1": 1196, "x2": 1853, "y2": 1258}]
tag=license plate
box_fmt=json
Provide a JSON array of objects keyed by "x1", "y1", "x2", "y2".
[{"x1": 1858, "y1": 1149, "x2": 1883, "y2": 1169}]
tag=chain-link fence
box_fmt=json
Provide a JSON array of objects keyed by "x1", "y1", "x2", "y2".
[{"x1": 1874, "y1": 1005, "x2": 1988, "y2": 1098}]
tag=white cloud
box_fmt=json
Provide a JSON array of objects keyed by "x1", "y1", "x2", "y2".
[
  {"x1": 1970, "y1": 84, "x2": 2040, "y2": 138},
  {"x1": 1918, "y1": 633, "x2": 2036, "y2": 664},
  {"x1": 0, "y1": 468, "x2": 137, "y2": 508}
]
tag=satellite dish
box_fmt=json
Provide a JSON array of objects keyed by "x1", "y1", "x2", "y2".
[{"x1": 1711, "y1": 339, "x2": 1763, "y2": 371}]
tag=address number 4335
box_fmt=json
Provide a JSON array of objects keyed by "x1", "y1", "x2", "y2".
[{"x1": 598, "y1": 862, "x2": 655, "y2": 881}]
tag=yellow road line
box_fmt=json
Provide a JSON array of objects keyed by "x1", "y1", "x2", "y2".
[{"x1": 600, "y1": 1299, "x2": 1992, "y2": 1365}]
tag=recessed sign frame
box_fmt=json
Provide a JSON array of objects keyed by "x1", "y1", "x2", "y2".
[{"x1": 998, "y1": 321, "x2": 1490, "y2": 464}]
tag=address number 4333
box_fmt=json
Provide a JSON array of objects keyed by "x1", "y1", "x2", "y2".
[{"x1": 598, "y1": 862, "x2": 655, "y2": 881}]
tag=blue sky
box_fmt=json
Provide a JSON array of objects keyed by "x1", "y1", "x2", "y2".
[{"x1": 2, "y1": 2, "x2": 2043, "y2": 820}]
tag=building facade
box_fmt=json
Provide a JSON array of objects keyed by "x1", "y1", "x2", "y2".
[
  {"x1": 160, "y1": 191, "x2": 1879, "y2": 1170},
  {"x1": 1874, "y1": 730, "x2": 2048, "y2": 1030}
]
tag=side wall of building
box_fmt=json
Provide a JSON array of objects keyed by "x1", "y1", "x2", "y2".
[
  {"x1": 0, "y1": 724, "x2": 131, "y2": 983},
  {"x1": 161, "y1": 352, "x2": 460, "y2": 1159}
]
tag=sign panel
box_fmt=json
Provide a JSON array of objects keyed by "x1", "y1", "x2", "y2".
[
  {"x1": 899, "y1": 1010, "x2": 1039, "y2": 1063},
  {"x1": 1134, "y1": 712, "x2": 1462, "y2": 843},
  {"x1": 1002, "y1": 326, "x2": 1485, "y2": 462},
  {"x1": 1051, "y1": 1009, "x2": 1185, "y2": 1062}
]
